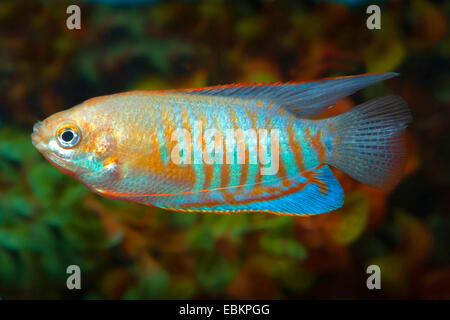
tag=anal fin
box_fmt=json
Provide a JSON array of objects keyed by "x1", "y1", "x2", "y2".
[{"x1": 160, "y1": 165, "x2": 344, "y2": 216}]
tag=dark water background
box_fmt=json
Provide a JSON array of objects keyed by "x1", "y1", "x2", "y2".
[{"x1": 0, "y1": 0, "x2": 449, "y2": 299}]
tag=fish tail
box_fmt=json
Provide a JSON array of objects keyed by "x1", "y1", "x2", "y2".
[{"x1": 324, "y1": 95, "x2": 412, "y2": 189}]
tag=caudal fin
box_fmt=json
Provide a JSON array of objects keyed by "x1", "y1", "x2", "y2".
[{"x1": 325, "y1": 95, "x2": 412, "y2": 189}]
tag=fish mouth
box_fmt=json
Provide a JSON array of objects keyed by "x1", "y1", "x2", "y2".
[{"x1": 31, "y1": 121, "x2": 45, "y2": 150}]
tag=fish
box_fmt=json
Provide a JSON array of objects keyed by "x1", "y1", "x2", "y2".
[{"x1": 31, "y1": 72, "x2": 412, "y2": 216}]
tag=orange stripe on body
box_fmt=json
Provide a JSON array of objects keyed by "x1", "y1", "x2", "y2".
[
  {"x1": 288, "y1": 122, "x2": 305, "y2": 172},
  {"x1": 309, "y1": 128, "x2": 326, "y2": 163}
]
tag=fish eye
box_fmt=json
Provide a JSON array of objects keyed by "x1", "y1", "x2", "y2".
[{"x1": 56, "y1": 124, "x2": 81, "y2": 148}]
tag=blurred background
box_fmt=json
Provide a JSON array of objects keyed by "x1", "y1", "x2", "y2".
[{"x1": 0, "y1": 0, "x2": 449, "y2": 299}]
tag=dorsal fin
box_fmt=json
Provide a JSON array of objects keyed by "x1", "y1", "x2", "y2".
[{"x1": 159, "y1": 73, "x2": 398, "y2": 118}]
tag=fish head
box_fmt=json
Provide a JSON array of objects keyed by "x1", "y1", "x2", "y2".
[{"x1": 31, "y1": 103, "x2": 119, "y2": 185}]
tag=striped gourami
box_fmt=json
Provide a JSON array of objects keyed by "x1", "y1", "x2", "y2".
[{"x1": 31, "y1": 73, "x2": 412, "y2": 216}]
